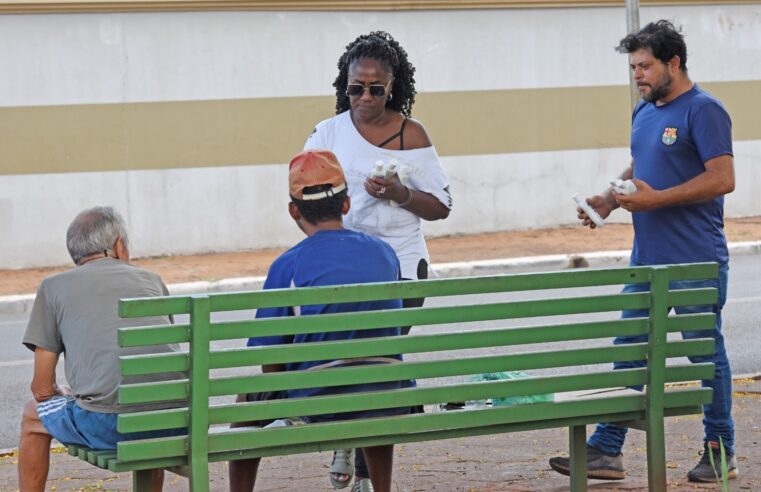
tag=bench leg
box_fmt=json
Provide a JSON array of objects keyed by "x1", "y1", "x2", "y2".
[
  {"x1": 569, "y1": 425, "x2": 587, "y2": 492},
  {"x1": 133, "y1": 469, "x2": 153, "y2": 492},
  {"x1": 646, "y1": 421, "x2": 667, "y2": 492}
]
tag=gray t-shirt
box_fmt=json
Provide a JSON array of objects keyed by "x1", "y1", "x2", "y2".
[{"x1": 23, "y1": 258, "x2": 181, "y2": 413}]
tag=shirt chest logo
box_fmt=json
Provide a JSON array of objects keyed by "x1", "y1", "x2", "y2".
[{"x1": 661, "y1": 127, "x2": 678, "y2": 146}]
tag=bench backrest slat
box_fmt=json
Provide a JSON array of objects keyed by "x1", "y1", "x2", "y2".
[
  {"x1": 117, "y1": 360, "x2": 716, "y2": 435},
  {"x1": 116, "y1": 287, "x2": 717, "y2": 350},
  {"x1": 119, "y1": 264, "x2": 718, "y2": 318},
  {"x1": 116, "y1": 308, "x2": 716, "y2": 350},
  {"x1": 118, "y1": 338, "x2": 714, "y2": 406},
  {"x1": 117, "y1": 309, "x2": 715, "y2": 379},
  {"x1": 117, "y1": 386, "x2": 713, "y2": 463}
]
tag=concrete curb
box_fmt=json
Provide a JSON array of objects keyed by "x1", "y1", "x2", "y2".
[
  {"x1": 0, "y1": 294, "x2": 36, "y2": 319},
  {"x1": 2, "y1": 240, "x2": 760, "y2": 320}
]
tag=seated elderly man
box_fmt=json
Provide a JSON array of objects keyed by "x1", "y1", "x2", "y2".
[
  {"x1": 18, "y1": 206, "x2": 183, "y2": 492},
  {"x1": 228, "y1": 150, "x2": 411, "y2": 492}
]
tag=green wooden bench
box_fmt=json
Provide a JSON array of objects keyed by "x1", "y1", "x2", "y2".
[{"x1": 65, "y1": 262, "x2": 719, "y2": 492}]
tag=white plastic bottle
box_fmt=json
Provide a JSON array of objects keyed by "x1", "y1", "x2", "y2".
[
  {"x1": 371, "y1": 160, "x2": 385, "y2": 178},
  {"x1": 385, "y1": 159, "x2": 398, "y2": 178},
  {"x1": 397, "y1": 165, "x2": 410, "y2": 186},
  {"x1": 610, "y1": 178, "x2": 637, "y2": 195},
  {"x1": 384, "y1": 160, "x2": 400, "y2": 207},
  {"x1": 572, "y1": 193, "x2": 605, "y2": 228},
  {"x1": 390, "y1": 165, "x2": 412, "y2": 208}
]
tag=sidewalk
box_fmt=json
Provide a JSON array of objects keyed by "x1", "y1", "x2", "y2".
[
  {"x1": 2, "y1": 217, "x2": 761, "y2": 317},
  {"x1": 1, "y1": 377, "x2": 759, "y2": 491}
]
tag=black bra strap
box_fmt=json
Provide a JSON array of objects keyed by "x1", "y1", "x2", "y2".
[
  {"x1": 377, "y1": 117, "x2": 408, "y2": 149},
  {"x1": 399, "y1": 117, "x2": 408, "y2": 150}
]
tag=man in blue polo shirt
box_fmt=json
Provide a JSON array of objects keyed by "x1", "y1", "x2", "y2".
[
  {"x1": 228, "y1": 149, "x2": 409, "y2": 492},
  {"x1": 549, "y1": 20, "x2": 736, "y2": 483}
]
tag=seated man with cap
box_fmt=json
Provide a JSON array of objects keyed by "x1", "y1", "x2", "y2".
[{"x1": 228, "y1": 149, "x2": 411, "y2": 492}]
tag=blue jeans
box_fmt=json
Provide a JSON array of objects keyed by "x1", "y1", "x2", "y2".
[{"x1": 588, "y1": 262, "x2": 734, "y2": 456}]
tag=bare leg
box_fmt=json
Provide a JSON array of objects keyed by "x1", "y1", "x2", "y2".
[
  {"x1": 229, "y1": 394, "x2": 261, "y2": 492},
  {"x1": 151, "y1": 469, "x2": 164, "y2": 492},
  {"x1": 19, "y1": 400, "x2": 53, "y2": 492},
  {"x1": 19, "y1": 398, "x2": 164, "y2": 491},
  {"x1": 362, "y1": 445, "x2": 394, "y2": 492},
  {"x1": 229, "y1": 458, "x2": 260, "y2": 492},
  {"x1": 136, "y1": 469, "x2": 165, "y2": 491},
  {"x1": 354, "y1": 448, "x2": 369, "y2": 480}
]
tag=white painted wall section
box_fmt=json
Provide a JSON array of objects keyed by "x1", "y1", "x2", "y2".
[{"x1": 2, "y1": 5, "x2": 760, "y2": 107}]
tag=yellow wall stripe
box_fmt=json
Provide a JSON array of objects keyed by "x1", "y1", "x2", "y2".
[
  {"x1": 1, "y1": 80, "x2": 758, "y2": 176},
  {"x1": 2, "y1": 0, "x2": 760, "y2": 14}
]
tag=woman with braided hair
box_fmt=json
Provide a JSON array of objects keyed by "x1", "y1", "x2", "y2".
[
  {"x1": 305, "y1": 30, "x2": 451, "y2": 492},
  {"x1": 306, "y1": 31, "x2": 451, "y2": 291},
  {"x1": 304, "y1": 31, "x2": 452, "y2": 492}
]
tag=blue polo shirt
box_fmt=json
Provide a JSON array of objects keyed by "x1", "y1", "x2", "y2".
[
  {"x1": 630, "y1": 85, "x2": 732, "y2": 265},
  {"x1": 248, "y1": 229, "x2": 407, "y2": 401}
]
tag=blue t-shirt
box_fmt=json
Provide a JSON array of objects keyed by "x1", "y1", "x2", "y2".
[
  {"x1": 248, "y1": 228, "x2": 407, "y2": 400},
  {"x1": 630, "y1": 84, "x2": 732, "y2": 265}
]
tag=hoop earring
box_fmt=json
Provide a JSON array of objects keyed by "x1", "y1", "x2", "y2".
[{"x1": 388, "y1": 93, "x2": 393, "y2": 101}]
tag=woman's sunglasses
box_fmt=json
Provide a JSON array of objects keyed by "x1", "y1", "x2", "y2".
[{"x1": 346, "y1": 80, "x2": 393, "y2": 98}]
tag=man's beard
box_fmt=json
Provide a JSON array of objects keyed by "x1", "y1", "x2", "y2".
[{"x1": 641, "y1": 71, "x2": 673, "y2": 103}]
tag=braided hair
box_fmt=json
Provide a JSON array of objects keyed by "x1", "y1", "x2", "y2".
[{"x1": 333, "y1": 31, "x2": 417, "y2": 117}]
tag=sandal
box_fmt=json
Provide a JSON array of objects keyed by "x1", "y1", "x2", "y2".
[
  {"x1": 330, "y1": 448, "x2": 355, "y2": 489},
  {"x1": 352, "y1": 478, "x2": 374, "y2": 492}
]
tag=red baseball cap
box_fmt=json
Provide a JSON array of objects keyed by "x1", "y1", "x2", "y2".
[{"x1": 289, "y1": 149, "x2": 347, "y2": 200}]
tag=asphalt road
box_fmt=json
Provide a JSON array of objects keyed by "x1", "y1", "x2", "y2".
[{"x1": 0, "y1": 255, "x2": 758, "y2": 450}]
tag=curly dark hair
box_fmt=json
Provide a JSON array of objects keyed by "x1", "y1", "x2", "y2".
[
  {"x1": 617, "y1": 20, "x2": 688, "y2": 72},
  {"x1": 333, "y1": 31, "x2": 417, "y2": 117},
  {"x1": 291, "y1": 184, "x2": 348, "y2": 225}
]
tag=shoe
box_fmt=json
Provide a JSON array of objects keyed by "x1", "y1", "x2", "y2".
[
  {"x1": 330, "y1": 448, "x2": 355, "y2": 489},
  {"x1": 351, "y1": 478, "x2": 374, "y2": 492},
  {"x1": 687, "y1": 441, "x2": 738, "y2": 482},
  {"x1": 549, "y1": 445, "x2": 625, "y2": 480}
]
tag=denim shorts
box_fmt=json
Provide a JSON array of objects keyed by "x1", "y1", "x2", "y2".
[{"x1": 38, "y1": 396, "x2": 185, "y2": 450}]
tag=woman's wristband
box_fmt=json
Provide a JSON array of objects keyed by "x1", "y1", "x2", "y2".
[{"x1": 398, "y1": 186, "x2": 413, "y2": 207}]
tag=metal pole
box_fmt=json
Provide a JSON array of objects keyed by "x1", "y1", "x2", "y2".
[{"x1": 625, "y1": 0, "x2": 641, "y2": 111}]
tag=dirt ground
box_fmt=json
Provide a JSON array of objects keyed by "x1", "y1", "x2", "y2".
[{"x1": 2, "y1": 216, "x2": 760, "y2": 296}]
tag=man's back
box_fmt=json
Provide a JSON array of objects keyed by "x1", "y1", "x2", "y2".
[
  {"x1": 248, "y1": 228, "x2": 405, "y2": 398},
  {"x1": 263, "y1": 228, "x2": 400, "y2": 312},
  {"x1": 23, "y1": 258, "x2": 177, "y2": 412}
]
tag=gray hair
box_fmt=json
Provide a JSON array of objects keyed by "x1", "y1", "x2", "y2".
[{"x1": 66, "y1": 206, "x2": 129, "y2": 265}]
